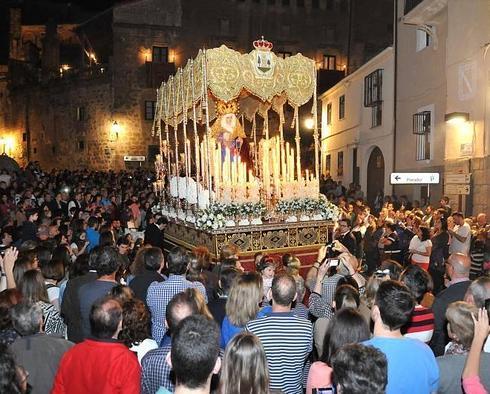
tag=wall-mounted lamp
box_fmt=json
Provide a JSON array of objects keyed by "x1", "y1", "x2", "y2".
[
  {"x1": 304, "y1": 117, "x2": 315, "y2": 130},
  {"x1": 445, "y1": 112, "x2": 470, "y2": 125},
  {"x1": 111, "y1": 121, "x2": 121, "y2": 139}
]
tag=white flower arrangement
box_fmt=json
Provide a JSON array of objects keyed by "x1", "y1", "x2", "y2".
[
  {"x1": 275, "y1": 196, "x2": 340, "y2": 221},
  {"x1": 195, "y1": 201, "x2": 266, "y2": 231}
]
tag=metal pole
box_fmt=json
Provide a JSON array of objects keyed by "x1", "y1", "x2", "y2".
[
  {"x1": 202, "y1": 49, "x2": 213, "y2": 204},
  {"x1": 190, "y1": 60, "x2": 200, "y2": 208}
]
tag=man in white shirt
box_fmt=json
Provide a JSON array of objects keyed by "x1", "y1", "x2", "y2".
[{"x1": 448, "y1": 212, "x2": 472, "y2": 256}]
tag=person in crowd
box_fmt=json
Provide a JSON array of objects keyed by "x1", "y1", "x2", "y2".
[
  {"x1": 335, "y1": 219, "x2": 357, "y2": 256},
  {"x1": 365, "y1": 280, "x2": 439, "y2": 394},
  {"x1": 219, "y1": 332, "x2": 270, "y2": 394},
  {"x1": 18, "y1": 269, "x2": 66, "y2": 337},
  {"x1": 400, "y1": 265, "x2": 434, "y2": 343},
  {"x1": 247, "y1": 274, "x2": 312, "y2": 394},
  {"x1": 0, "y1": 289, "x2": 21, "y2": 345},
  {"x1": 437, "y1": 301, "x2": 490, "y2": 393},
  {"x1": 470, "y1": 228, "x2": 487, "y2": 279},
  {"x1": 313, "y1": 284, "x2": 362, "y2": 356},
  {"x1": 449, "y1": 212, "x2": 472, "y2": 256},
  {"x1": 144, "y1": 216, "x2": 167, "y2": 251},
  {"x1": 331, "y1": 343, "x2": 388, "y2": 394},
  {"x1": 221, "y1": 271, "x2": 264, "y2": 348},
  {"x1": 409, "y1": 225, "x2": 432, "y2": 271},
  {"x1": 193, "y1": 246, "x2": 219, "y2": 300},
  {"x1": 167, "y1": 315, "x2": 220, "y2": 394},
  {"x1": 128, "y1": 247, "x2": 164, "y2": 305},
  {"x1": 379, "y1": 221, "x2": 402, "y2": 263},
  {"x1": 118, "y1": 299, "x2": 157, "y2": 364},
  {"x1": 85, "y1": 216, "x2": 100, "y2": 253},
  {"x1": 461, "y1": 308, "x2": 490, "y2": 393},
  {"x1": 52, "y1": 296, "x2": 141, "y2": 393},
  {"x1": 147, "y1": 247, "x2": 207, "y2": 344},
  {"x1": 307, "y1": 308, "x2": 370, "y2": 394},
  {"x1": 141, "y1": 288, "x2": 208, "y2": 393},
  {"x1": 0, "y1": 343, "x2": 28, "y2": 393},
  {"x1": 110, "y1": 284, "x2": 135, "y2": 304},
  {"x1": 20, "y1": 208, "x2": 39, "y2": 243},
  {"x1": 10, "y1": 302, "x2": 73, "y2": 394},
  {"x1": 429, "y1": 218, "x2": 450, "y2": 294},
  {"x1": 40, "y1": 258, "x2": 64, "y2": 311},
  {"x1": 256, "y1": 256, "x2": 275, "y2": 300},
  {"x1": 78, "y1": 246, "x2": 121, "y2": 339},
  {"x1": 207, "y1": 267, "x2": 240, "y2": 326},
  {"x1": 431, "y1": 253, "x2": 472, "y2": 356},
  {"x1": 61, "y1": 248, "x2": 99, "y2": 343}
]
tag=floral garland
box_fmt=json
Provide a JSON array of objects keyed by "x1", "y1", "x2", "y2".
[
  {"x1": 196, "y1": 202, "x2": 266, "y2": 230},
  {"x1": 275, "y1": 195, "x2": 340, "y2": 220}
]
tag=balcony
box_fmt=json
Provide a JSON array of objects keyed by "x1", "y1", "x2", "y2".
[
  {"x1": 146, "y1": 61, "x2": 176, "y2": 88},
  {"x1": 403, "y1": 0, "x2": 447, "y2": 25}
]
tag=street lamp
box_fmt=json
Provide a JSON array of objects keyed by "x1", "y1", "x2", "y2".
[
  {"x1": 111, "y1": 121, "x2": 121, "y2": 140},
  {"x1": 445, "y1": 112, "x2": 470, "y2": 125},
  {"x1": 304, "y1": 117, "x2": 315, "y2": 130}
]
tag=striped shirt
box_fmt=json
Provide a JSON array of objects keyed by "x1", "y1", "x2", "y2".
[
  {"x1": 404, "y1": 305, "x2": 434, "y2": 343},
  {"x1": 247, "y1": 312, "x2": 313, "y2": 394},
  {"x1": 147, "y1": 275, "x2": 207, "y2": 344}
]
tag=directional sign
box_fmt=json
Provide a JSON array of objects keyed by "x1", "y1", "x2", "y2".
[
  {"x1": 445, "y1": 184, "x2": 470, "y2": 195},
  {"x1": 445, "y1": 173, "x2": 471, "y2": 184},
  {"x1": 124, "y1": 155, "x2": 146, "y2": 162},
  {"x1": 390, "y1": 172, "x2": 440, "y2": 185}
]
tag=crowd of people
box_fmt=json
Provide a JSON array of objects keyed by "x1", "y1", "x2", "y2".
[{"x1": 0, "y1": 163, "x2": 490, "y2": 393}]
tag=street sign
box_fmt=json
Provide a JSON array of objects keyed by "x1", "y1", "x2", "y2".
[
  {"x1": 445, "y1": 173, "x2": 471, "y2": 184},
  {"x1": 445, "y1": 184, "x2": 470, "y2": 195},
  {"x1": 124, "y1": 155, "x2": 146, "y2": 162},
  {"x1": 390, "y1": 172, "x2": 440, "y2": 185}
]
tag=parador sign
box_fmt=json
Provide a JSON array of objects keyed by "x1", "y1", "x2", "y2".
[{"x1": 390, "y1": 173, "x2": 440, "y2": 185}]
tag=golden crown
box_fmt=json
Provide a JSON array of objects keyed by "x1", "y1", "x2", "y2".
[{"x1": 216, "y1": 100, "x2": 239, "y2": 116}]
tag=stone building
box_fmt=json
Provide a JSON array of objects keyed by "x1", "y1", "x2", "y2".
[
  {"x1": 394, "y1": 0, "x2": 490, "y2": 214},
  {"x1": 320, "y1": 47, "x2": 394, "y2": 208},
  {"x1": 1, "y1": 0, "x2": 393, "y2": 170}
]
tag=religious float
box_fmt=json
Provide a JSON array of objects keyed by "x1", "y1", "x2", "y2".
[{"x1": 151, "y1": 38, "x2": 339, "y2": 264}]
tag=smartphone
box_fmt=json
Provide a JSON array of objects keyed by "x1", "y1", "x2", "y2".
[
  {"x1": 312, "y1": 388, "x2": 335, "y2": 394},
  {"x1": 329, "y1": 259, "x2": 339, "y2": 267},
  {"x1": 484, "y1": 298, "x2": 490, "y2": 319}
]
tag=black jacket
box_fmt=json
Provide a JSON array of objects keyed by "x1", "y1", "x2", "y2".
[{"x1": 144, "y1": 223, "x2": 165, "y2": 251}]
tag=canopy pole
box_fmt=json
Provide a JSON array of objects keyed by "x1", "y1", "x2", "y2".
[
  {"x1": 202, "y1": 49, "x2": 213, "y2": 204},
  {"x1": 190, "y1": 60, "x2": 200, "y2": 209}
]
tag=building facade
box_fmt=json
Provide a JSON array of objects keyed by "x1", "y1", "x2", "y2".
[
  {"x1": 320, "y1": 47, "x2": 394, "y2": 207},
  {"x1": 395, "y1": 0, "x2": 490, "y2": 214},
  {"x1": 0, "y1": 0, "x2": 393, "y2": 170}
]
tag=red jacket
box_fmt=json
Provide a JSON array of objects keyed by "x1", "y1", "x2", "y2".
[{"x1": 51, "y1": 339, "x2": 141, "y2": 394}]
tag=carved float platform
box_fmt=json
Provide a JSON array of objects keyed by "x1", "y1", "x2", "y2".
[{"x1": 165, "y1": 220, "x2": 333, "y2": 271}]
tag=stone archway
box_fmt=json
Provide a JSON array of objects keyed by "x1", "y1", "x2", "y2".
[{"x1": 367, "y1": 147, "x2": 385, "y2": 208}]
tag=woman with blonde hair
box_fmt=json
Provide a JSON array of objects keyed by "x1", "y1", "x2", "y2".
[
  {"x1": 219, "y1": 332, "x2": 270, "y2": 394},
  {"x1": 221, "y1": 272, "x2": 264, "y2": 348}
]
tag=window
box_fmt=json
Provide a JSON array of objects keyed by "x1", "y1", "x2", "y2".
[
  {"x1": 326, "y1": 102, "x2": 332, "y2": 125},
  {"x1": 33, "y1": 147, "x2": 37, "y2": 154},
  {"x1": 52, "y1": 146, "x2": 56, "y2": 155},
  {"x1": 277, "y1": 51, "x2": 292, "y2": 59},
  {"x1": 364, "y1": 69, "x2": 383, "y2": 107},
  {"x1": 337, "y1": 151, "x2": 343, "y2": 176},
  {"x1": 78, "y1": 141, "x2": 85, "y2": 151},
  {"x1": 325, "y1": 154, "x2": 331, "y2": 175},
  {"x1": 22, "y1": 133, "x2": 27, "y2": 142},
  {"x1": 338, "y1": 95, "x2": 345, "y2": 119},
  {"x1": 413, "y1": 111, "x2": 431, "y2": 160},
  {"x1": 416, "y1": 28, "x2": 431, "y2": 52},
  {"x1": 145, "y1": 101, "x2": 157, "y2": 120},
  {"x1": 372, "y1": 103, "x2": 382, "y2": 127},
  {"x1": 152, "y1": 46, "x2": 169, "y2": 63},
  {"x1": 76, "y1": 106, "x2": 86, "y2": 121},
  {"x1": 323, "y1": 55, "x2": 336, "y2": 70},
  {"x1": 220, "y1": 18, "x2": 230, "y2": 35}
]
